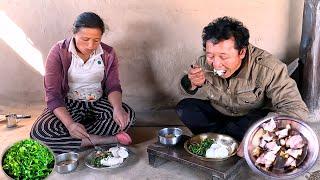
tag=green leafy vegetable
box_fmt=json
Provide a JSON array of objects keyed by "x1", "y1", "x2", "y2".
[
  {"x1": 2, "y1": 139, "x2": 54, "y2": 180},
  {"x1": 188, "y1": 138, "x2": 215, "y2": 157}
]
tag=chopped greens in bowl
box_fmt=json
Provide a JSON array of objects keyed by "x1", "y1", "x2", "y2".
[
  {"x1": 1, "y1": 139, "x2": 55, "y2": 180},
  {"x1": 188, "y1": 138, "x2": 215, "y2": 157},
  {"x1": 184, "y1": 133, "x2": 239, "y2": 161}
]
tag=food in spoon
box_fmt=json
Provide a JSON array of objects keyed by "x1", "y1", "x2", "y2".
[{"x1": 214, "y1": 69, "x2": 226, "y2": 76}]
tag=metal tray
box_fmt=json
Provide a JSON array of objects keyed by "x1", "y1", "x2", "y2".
[
  {"x1": 85, "y1": 144, "x2": 131, "y2": 170},
  {"x1": 184, "y1": 133, "x2": 239, "y2": 161}
]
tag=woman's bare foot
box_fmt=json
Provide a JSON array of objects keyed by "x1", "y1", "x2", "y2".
[{"x1": 115, "y1": 131, "x2": 132, "y2": 145}]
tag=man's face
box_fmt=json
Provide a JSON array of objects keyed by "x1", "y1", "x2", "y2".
[
  {"x1": 205, "y1": 38, "x2": 246, "y2": 78},
  {"x1": 74, "y1": 28, "x2": 102, "y2": 56}
]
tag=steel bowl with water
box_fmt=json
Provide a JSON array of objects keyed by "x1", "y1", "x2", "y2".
[
  {"x1": 243, "y1": 115, "x2": 319, "y2": 179},
  {"x1": 55, "y1": 152, "x2": 79, "y2": 173},
  {"x1": 158, "y1": 127, "x2": 183, "y2": 146}
]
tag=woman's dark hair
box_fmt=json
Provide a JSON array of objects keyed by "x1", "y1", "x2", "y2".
[
  {"x1": 72, "y1": 12, "x2": 106, "y2": 34},
  {"x1": 202, "y1": 16, "x2": 249, "y2": 52}
]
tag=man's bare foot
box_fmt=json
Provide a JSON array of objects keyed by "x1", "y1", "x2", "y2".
[{"x1": 237, "y1": 140, "x2": 244, "y2": 157}]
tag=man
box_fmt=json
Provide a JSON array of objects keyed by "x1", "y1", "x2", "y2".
[{"x1": 176, "y1": 16, "x2": 309, "y2": 156}]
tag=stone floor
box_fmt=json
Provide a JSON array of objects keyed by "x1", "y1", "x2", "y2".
[{"x1": 0, "y1": 104, "x2": 319, "y2": 180}]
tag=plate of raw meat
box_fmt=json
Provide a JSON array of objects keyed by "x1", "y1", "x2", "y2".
[{"x1": 243, "y1": 115, "x2": 319, "y2": 179}]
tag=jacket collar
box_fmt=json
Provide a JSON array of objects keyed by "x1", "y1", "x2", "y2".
[{"x1": 231, "y1": 44, "x2": 255, "y2": 80}]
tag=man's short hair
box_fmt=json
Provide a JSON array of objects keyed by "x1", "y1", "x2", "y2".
[{"x1": 202, "y1": 16, "x2": 250, "y2": 52}]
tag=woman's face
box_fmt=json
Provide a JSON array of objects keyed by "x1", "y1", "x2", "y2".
[{"x1": 74, "y1": 27, "x2": 102, "y2": 56}]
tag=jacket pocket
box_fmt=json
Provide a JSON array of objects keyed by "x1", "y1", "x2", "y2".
[
  {"x1": 204, "y1": 83, "x2": 222, "y2": 101},
  {"x1": 236, "y1": 87, "x2": 258, "y2": 104},
  {"x1": 237, "y1": 92, "x2": 257, "y2": 104}
]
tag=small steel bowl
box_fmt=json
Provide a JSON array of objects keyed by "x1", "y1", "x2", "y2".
[
  {"x1": 158, "y1": 127, "x2": 183, "y2": 146},
  {"x1": 55, "y1": 152, "x2": 79, "y2": 174}
]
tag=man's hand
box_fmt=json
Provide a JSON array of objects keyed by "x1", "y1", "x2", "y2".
[
  {"x1": 113, "y1": 107, "x2": 129, "y2": 131},
  {"x1": 237, "y1": 140, "x2": 244, "y2": 157},
  {"x1": 66, "y1": 122, "x2": 89, "y2": 139},
  {"x1": 188, "y1": 65, "x2": 206, "y2": 90}
]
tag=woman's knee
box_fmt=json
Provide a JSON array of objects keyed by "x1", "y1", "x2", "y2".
[
  {"x1": 128, "y1": 111, "x2": 136, "y2": 126},
  {"x1": 122, "y1": 102, "x2": 136, "y2": 126},
  {"x1": 30, "y1": 109, "x2": 65, "y2": 139}
]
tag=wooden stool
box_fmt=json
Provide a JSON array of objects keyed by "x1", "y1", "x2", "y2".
[{"x1": 147, "y1": 135, "x2": 245, "y2": 180}]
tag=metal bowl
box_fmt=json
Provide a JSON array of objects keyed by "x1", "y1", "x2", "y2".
[
  {"x1": 158, "y1": 127, "x2": 183, "y2": 146},
  {"x1": 184, "y1": 133, "x2": 239, "y2": 161},
  {"x1": 243, "y1": 115, "x2": 319, "y2": 179},
  {"x1": 85, "y1": 144, "x2": 131, "y2": 170},
  {"x1": 55, "y1": 152, "x2": 79, "y2": 174}
]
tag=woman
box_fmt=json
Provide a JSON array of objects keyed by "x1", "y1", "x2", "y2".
[{"x1": 30, "y1": 12, "x2": 135, "y2": 154}]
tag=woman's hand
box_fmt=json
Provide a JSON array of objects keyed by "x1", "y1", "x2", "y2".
[
  {"x1": 113, "y1": 107, "x2": 129, "y2": 131},
  {"x1": 66, "y1": 122, "x2": 89, "y2": 139}
]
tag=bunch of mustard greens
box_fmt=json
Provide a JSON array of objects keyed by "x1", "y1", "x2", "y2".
[{"x1": 2, "y1": 139, "x2": 54, "y2": 180}]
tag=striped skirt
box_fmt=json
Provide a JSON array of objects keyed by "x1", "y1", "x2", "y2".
[{"x1": 30, "y1": 97, "x2": 135, "y2": 154}]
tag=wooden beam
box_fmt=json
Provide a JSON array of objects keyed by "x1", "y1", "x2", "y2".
[{"x1": 299, "y1": 0, "x2": 320, "y2": 113}]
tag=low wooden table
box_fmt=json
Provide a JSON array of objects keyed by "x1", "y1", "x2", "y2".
[{"x1": 147, "y1": 135, "x2": 245, "y2": 180}]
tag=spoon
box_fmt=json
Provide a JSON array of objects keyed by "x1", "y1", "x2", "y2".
[
  {"x1": 87, "y1": 137, "x2": 103, "y2": 153},
  {"x1": 190, "y1": 64, "x2": 220, "y2": 75},
  {"x1": 203, "y1": 70, "x2": 216, "y2": 74}
]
